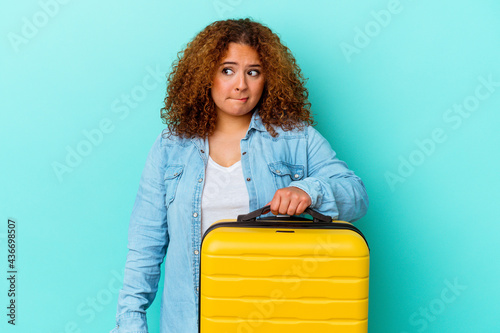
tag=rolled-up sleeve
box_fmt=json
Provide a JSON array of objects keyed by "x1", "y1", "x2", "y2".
[
  {"x1": 289, "y1": 126, "x2": 369, "y2": 222},
  {"x1": 113, "y1": 134, "x2": 169, "y2": 333}
]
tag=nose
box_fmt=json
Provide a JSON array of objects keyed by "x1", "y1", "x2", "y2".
[{"x1": 235, "y1": 72, "x2": 248, "y2": 91}]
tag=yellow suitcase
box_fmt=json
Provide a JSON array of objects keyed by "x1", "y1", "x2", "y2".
[{"x1": 199, "y1": 206, "x2": 370, "y2": 333}]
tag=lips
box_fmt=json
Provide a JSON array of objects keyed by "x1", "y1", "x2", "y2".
[{"x1": 234, "y1": 97, "x2": 248, "y2": 102}]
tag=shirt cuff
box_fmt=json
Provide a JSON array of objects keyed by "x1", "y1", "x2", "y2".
[
  {"x1": 114, "y1": 311, "x2": 148, "y2": 333},
  {"x1": 288, "y1": 179, "x2": 321, "y2": 207}
]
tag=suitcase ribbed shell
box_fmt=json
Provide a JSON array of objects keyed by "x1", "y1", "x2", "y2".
[{"x1": 200, "y1": 222, "x2": 369, "y2": 333}]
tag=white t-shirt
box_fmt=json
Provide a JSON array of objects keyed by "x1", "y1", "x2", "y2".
[{"x1": 201, "y1": 156, "x2": 250, "y2": 235}]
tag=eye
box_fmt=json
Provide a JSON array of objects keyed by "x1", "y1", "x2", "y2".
[
  {"x1": 248, "y1": 69, "x2": 260, "y2": 77},
  {"x1": 222, "y1": 67, "x2": 234, "y2": 75}
]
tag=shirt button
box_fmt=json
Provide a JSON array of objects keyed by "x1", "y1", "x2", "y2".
[
  {"x1": 173, "y1": 172, "x2": 178, "y2": 176},
  {"x1": 194, "y1": 250, "x2": 199, "y2": 255},
  {"x1": 294, "y1": 174, "x2": 300, "y2": 178},
  {"x1": 276, "y1": 170, "x2": 281, "y2": 173},
  {"x1": 242, "y1": 152, "x2": 247, "y2": 155},
  {"x1": 198, "y1": 178, "x2": 203, "y2": 183},
  {"x1": 246, "y1": 178, "x2": 251, "y2": 181},
  {"x1": 193, "y1": 212, "x2": 198, "y2": 218},
  {"x1": 200, "y1": 149, "x2": 205, "y2": 154},
  {"x1": 196, "y1": 287, "x2": 199, "y2": 292}
]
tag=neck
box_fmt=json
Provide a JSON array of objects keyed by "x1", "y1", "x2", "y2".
[{"x1": 214, "y1": 111, "x2": 253, "y2": 135}]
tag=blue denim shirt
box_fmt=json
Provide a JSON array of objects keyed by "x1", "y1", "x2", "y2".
[{"x1": 112, "y1": 111, "x2": 368, "y2": 333}]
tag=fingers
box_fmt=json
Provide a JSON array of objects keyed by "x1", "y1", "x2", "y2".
[
  {"x1": 269, "y1": 187, "x2": 312, "y2": 216},
  {"x1": 295, "y1": 200, "x2": 310, "y2": 215},
  {"x1": 268, "y1": 192, "x2": 281, "y2": 215}
]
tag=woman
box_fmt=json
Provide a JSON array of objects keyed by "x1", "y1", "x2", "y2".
[{"x1": 112, "y1": 18, "x2": 368, "y2": 333}]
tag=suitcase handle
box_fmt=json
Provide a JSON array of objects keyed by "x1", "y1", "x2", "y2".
[{"x1": 237, "y1": 205, "x2": 332, "y2": 223}]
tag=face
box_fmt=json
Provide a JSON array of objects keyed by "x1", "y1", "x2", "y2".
[{"x1": 211, "y1": 43, "x2": 265, "y2": 119}]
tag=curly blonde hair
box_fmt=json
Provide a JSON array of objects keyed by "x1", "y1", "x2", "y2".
[{"x1": 161, "y1": 18, "x2": 313, "y2": 138}]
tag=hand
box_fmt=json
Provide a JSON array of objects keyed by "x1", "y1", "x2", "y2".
[{"x1": 266, "y1": 187, "x2": 312, "y2": 216}]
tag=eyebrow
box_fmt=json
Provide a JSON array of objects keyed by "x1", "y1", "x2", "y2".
[{"x1": 219, "y1": 62, "x2": 262, "y2": 67}]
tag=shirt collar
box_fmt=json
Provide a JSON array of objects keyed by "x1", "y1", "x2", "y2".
[{"x1": 248, "y1": 109, "x2": 267, "y2": 133}]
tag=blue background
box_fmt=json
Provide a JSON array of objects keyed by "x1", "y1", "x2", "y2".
[{"x1": 1, "y1": 0, "x2": 499, "y2": 332}]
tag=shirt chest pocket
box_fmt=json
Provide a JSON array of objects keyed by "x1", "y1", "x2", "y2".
[
  {"x1": 163, "y1": 165, "x2": 184, "y2": 208},
  {"x1": 268, "y1": 161, "x2": 305, "y2": 190}
]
